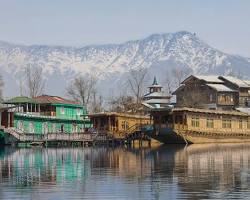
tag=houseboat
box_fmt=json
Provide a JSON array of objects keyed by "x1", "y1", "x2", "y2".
[
  {"x1": 89, "y1": 112, "x2": 151, "y2": 139},
  {"x1": 144, "y1": 75, "x2": 250, "y2": 144},
  {"x1": 0, "y1": 95, "x2": 92, "y2": 145},
  {"x1": 147, "y1": 107, "x2": 250, "y2": 144}
]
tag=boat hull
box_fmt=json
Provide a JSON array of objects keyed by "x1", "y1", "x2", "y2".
[{"x1": 145, "y1": 128, "x2": 250, "y2": 144}]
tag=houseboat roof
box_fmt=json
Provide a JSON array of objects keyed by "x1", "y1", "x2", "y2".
[
  {"x1": 219, "y1": 76, "x2": 250, "y2": 88},
  {"x1": 4, "y1": 96, "x2": 37, "y2": 104},
  {"x1": 33, "y1": 95, "x2": 81, "y2": 106},
  {"x1": 182, "y1": 75, "x2": 224, "y2": 84},
  {"x1": 88, "y1": 112, "x2": 150, "y2": 119},
  {"x1": 206, "y1": 84, "x2": 237, "y2": 92},
  {"x1": 173, "y1": 107, "x2": 248, "y2": 116}
]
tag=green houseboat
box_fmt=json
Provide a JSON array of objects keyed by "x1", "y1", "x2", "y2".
[{"x1": 0, "y1": 95, "x2": 92, "y2": 145}]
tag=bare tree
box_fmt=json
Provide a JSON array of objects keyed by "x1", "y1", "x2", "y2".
[
  {"x1": 165, "y1": 70, "x2": 174, "y2": 95},
  {"x1": 24, "y1": 65, "x2": 45, "y2": 97},
  {"x1": 66, "y1": 74, "x2": 97, "y2": 109},
  {"x1": 109, "y1": 95, "x2": 138, "y2": 113},
  {"x1": 172, "y1": 68, "x2": 191, "y2": 87},
  {"x1": 91, "y1": 90, "x2": 103, "y2": 113},
  {"x1": 128, "y1": 67, "x2": 148, "y2": 104},
  {"x1": 0, "y1": 74, "x2": 4, "y2": 101}
]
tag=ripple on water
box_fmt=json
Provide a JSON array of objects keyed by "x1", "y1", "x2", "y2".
[{"x1": 0, "y1": 144, "x2": 250, "y2": 199}]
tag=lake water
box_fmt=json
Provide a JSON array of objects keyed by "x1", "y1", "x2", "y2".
[{"x1": 0, "y1": 144, "x2": 250, "y2": 200}]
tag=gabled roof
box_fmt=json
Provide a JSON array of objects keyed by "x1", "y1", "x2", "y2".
[
  {"x1": 182, "y1": 75, "x2": 223, "y2": 84},
  {"x1": 4, "y1": 96, "x2": 37, "y2": 104},
  {"x1": 33, "y1": 95, "x2": 81, "y2": 105},
  {"x1": 206, "y1": 84, "x2": 237, "y2": 92},
  {"x1": 219, "y1": 76, "x2": 250, "y2": 88}
]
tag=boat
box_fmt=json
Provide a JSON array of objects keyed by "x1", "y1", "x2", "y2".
[
  {"x1": 143, "y1": 107, "x2": 250, "y2": 144},
  {"x1": 0, "y1": 95, "x2": 92, "y2": 145}
]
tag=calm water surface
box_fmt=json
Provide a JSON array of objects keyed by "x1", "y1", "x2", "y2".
[{"x1": 0, "y1": 144, "x2": 250, "y2": 199}]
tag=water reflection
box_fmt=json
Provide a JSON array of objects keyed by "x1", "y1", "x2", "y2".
[{"x1": 0, "y1": 144, "x2": 250, "y2": 199}]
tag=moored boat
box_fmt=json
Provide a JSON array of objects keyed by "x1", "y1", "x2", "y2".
[{"x1": 145, "y1": 107, "x2": 250, "y2": 144}]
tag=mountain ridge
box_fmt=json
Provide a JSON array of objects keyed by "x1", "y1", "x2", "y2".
[{"x1": 0, "y1": 31, "x2": 250, "y2": 97}]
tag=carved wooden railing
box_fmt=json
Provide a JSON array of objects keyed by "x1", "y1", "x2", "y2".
[{"x1": 3, "y1": 127, "x2": 107, "y2": 142}]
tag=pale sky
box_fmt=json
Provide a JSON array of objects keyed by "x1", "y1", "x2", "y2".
[{"x1": 0, "y1": 0, "x2": 250, "y2": 57}]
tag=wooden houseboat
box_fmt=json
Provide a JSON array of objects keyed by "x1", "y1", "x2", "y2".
[
  {"x1": 89, "y1": 112, "x2": 151, "y2": 139},
  {"x1": 0, "y1": 95, "x2": 92, "y2": 144},
  {"x1": 143, "y1": 75, "x2": 250, "y2": 144},
  {"x1": 146, "y1": 106, "x2": 250, "y2": 144}
]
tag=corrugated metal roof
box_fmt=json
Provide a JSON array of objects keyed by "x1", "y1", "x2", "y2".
[
  {"x1": 206, "y1": 84, "x2": 237, "y2": 92},
  {"x1": 182, "y1": 75, "x2": 223, "y2": 84},
  {"x1": 173, "y1": 107, "x2": 248, "y2": 116},
  {"x1": 195, "y1": 75, "x2": 224, "y2": 83},
  {"x1": 219, "y1": 76, "x2": 250, "y2": 88},
  {"x1": 4, "y1": 96, "x2": 37, "y2": 104},
  {"x1": 88, "y1": 112, "x2": 150, "y2": 119},
  {"x1": 33, "y1": 95, "x2": 81, "y2": 105}
]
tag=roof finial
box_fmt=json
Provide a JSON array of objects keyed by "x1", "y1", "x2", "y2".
[{"x1": 152, "y1": 76, "x2": 158, "y2": 85}]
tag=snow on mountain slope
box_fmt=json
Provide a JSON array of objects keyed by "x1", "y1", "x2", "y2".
[{"x1": 0, "y1": 31, "x2": 250, "y2": 97}]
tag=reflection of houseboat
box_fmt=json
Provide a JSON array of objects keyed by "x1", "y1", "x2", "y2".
[
  {"x1": 89, "y1": 112, "x2": 151, "y2": 139},
  {"x1": 145, "y1": 75, "x2": 250, "y2": 144},
  {"x1": 0, "y1": 95, "x2": 92, "y2": 144}
]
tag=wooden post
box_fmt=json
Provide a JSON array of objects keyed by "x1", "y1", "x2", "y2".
[
  {"x1": 108, "y1": 116, "x2": 111, "y2": 131},
  {"x1": 7, "y1": 112, "x2": 10, "y2": 127}
]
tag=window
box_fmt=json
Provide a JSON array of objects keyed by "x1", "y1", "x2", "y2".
[
  {"x1": 29, "y1": 122, "x2": 34, "y2": 133},
  {"x1": 191, "y1": 117, "x2": 199, "y2": 127},
  {"x1": 239, "y1": 119, "x2": 243, "y2": 129},
  {"x1": 209, "y1": 94, "x2": 213, "y2": 102},
  {"x1": 42, "y1": 122, "x2": 48, "y2": 134},
  {"x1": 206, "y1": 119, "x2": 214, "y2": 128},
  {"x1": 218, "y1": 94, "x2": 234, "y2": 104},
  {"x1": 17, "y1": 121, "x2": 24, "y2": 132},
  {"x1": 76, "y1": 108, "x2": 81, "y2": 115},
  {"x1": 247, "y1": 119, "x2": 250, "y2": 129},
  {"x1": 121, "y1": 121, "x2": 129, "y2": 130},
  {"x1": 60, "y1": 107, "x2": 65, "y2": 114},
  {"x1": 222, "y1": 119, "x2": 231, "y2": 128},
  {"x1": 52, "y1": 124, "x2": 56, "y2": 133},
  {"x1": 72, "y1": 123, "x2": 78, "y2": 132}
]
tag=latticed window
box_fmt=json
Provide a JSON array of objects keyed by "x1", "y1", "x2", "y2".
[
  {"x1": 222, "y1": 119, "x2": 231, "y2": 128},
  {"x1": 247, "y1": 119, "x2": 250, "y2": 129},
  {"x1": 206, "y1": 119, "x2": 214, "y2": 128},
  {"x1": 239, "y1": 119, "x2": 243, "y2": 129},
  {"x1": 191, "y1": 117, "x2": 199, "y2": 127}
]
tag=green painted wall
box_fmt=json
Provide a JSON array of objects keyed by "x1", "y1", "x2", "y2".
[
  {"x1": 14, "y1": 115, "x2": 92, "y2": 134},
  {"x1": 54, "y1": 104, "x2": 86, "y2": 120},
  {"x1": 13, "y1": 103, "x2": 92, "y2": 135}
]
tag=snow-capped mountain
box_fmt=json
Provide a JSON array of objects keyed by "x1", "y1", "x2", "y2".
[{"x1": 0, "y1": 31, "x2": 250, "y2": 97}]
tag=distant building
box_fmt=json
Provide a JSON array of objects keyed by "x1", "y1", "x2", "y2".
[
  {"x1": 142, "y1": 76, "x2": 172, "y2": 109},
  {"x1": 173, "y1": 75, "x2": 250, "y2": 110}
]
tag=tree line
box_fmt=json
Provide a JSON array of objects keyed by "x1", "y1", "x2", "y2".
[{"x1": 0, "y1": 65, "x2": 191, "y2": 113}]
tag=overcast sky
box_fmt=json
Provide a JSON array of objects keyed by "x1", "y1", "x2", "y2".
[{"x1": 0, "y1": 0, "x2": 249, "y2": 57}]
